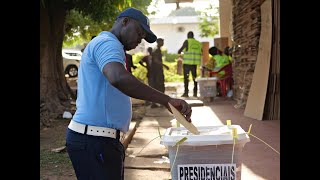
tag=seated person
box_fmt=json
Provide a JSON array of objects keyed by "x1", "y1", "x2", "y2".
[
  {"x1": 224, "y1": 46, "x2": 233, "y2": 62},
  {"x1": 202, "y1": 46, "x2": 231, "y2": 78}
]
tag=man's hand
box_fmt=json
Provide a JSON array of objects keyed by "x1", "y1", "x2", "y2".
[
  {"x1": 164, "y1": 64, "x2": 169, "y2": 70},
  {"x1": 165, "y1": 98, "x2": 192, "y2": 122}
]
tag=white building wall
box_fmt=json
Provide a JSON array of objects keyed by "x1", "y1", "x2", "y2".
[
  {"x1": 129, "y1": 16, "x2": 218, "y2": 55},
  {"x1": 148, "y1": 23, "x2": 215, "y2": 54}
]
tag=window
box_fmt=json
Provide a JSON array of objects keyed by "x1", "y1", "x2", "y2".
[{"x1": 177, "y1": 26, "x2": 185, "y2": 32}]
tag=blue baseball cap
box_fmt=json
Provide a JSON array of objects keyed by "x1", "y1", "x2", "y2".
[{"x1": 117, "y1": 8, "x2": 157, "y2": 43}]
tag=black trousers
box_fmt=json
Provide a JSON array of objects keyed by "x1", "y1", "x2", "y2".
[
  {"x1": 66, "y1": 128, "x2": 125, "y2": 180},
  {"x1": 183, "y1": 64, "x2": 197, "y2": 95}
]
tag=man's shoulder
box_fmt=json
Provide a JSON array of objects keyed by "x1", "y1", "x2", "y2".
[
  {"x1": 153, "y1": 48, "x2": 161, "y2": 53},
  {"x1": 194, "y1": 38, "x2": 201, "y2": 43},
  {"x1": 141, "y1": 55, "x2": 148, "y2": 61},
  {"x1": 188, "y1": 38, "x2": 200, "y2": 43},
  {"x1": 96, "y1": 32, "x2": 122, "y2": 45}
]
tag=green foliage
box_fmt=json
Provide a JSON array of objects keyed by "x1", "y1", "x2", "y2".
[
  {"x1": 63, "y1": 9, "x2": 105, "y2": 47},
  {"x1": 132, "y1": 52, "x2": 146, "y2": 64},
  {"x1": 163, "y1": 51, "x2": 179, "y2": 62},
  {"x1": 132, "y1": 53, "x2": 184, "y2": 83},
  {"x1": 169, "y1": 7, "x2": 201, "y2": 16},
  {"x1": 64, "y1": 0, "x2": 132, "y2": 22},
  {"x1": 132, "y1": 51, "x2": 203, "y2": 83},
  {"x1": 40, "y1": 149, "x2": 72, "y2": 168},
  {"x1": 63, "y1": 0, "x2": 153, "y2": 48},
  {"x1": 132, "y1": 52, "x2": 148, "y2": 83},
  {"x1": 163, "y1": 61, "x2": 184, "y2": 82},
  {"x1": 131, "y1": 0, "x2": 153, "y2": 14},
  {"x1": 131, "y1": 52, "x2": 203, "y2": 83},
  {"x1": 40, "y1": 148, "x2": 72, "y2": 177},
  {"x1": 162, "y1": 53, "x2": 184, "y2": 82},
  {"x1": 198, "y1": 5, "x2": 219, "y2": 38}
]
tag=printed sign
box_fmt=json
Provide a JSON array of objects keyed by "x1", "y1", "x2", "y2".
[{"x1": 177, "y1": 164, "x2": 236, "y2": 180}]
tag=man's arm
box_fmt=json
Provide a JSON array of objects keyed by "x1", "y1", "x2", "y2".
[
  {"x1": 153, "y1": 60, "x2": 169, "y2": 70},
  {"x1": 103, "y1": 62, "x2": 192, "y2": 121},
  {"x1": 178, "y1": 40, "x2": 188, "y2": 54},
  {"x1": 163, "y1": 63, "x2": 169, "y2": 70},
  {"x1": 127, "y1": 54, "x2": 136, "y2": 69},
  {"x1": 138, "y1": 56, "x2": 147, "y2": 68}
]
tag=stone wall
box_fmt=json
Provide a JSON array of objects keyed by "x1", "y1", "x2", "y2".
[{"x1": 231, "y1": 0, "x2": 261, "y2": 108}]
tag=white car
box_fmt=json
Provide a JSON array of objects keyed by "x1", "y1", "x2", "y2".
[{"x1": 62, "y1": 49, "x2": 82, "y2": 77}]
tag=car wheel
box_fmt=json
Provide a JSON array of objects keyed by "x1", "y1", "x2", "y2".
[{"x1": 66, "y1": 65, "x2": 78, "y2": 77}]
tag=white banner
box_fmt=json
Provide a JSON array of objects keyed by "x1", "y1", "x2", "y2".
[{"x1": 177, "y1": 163, "x2": 236, "y2": 180}]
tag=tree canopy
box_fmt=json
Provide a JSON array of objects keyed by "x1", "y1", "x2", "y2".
[
  {"x1": 198, "y1": 5, "x2": 219, "y2": 38},
  {"x1": 62, "y1": 0, "x2": 152, "y2": 47},
  {"x1": 40, "y1": 0, "x2": 153, "y2": 127}
]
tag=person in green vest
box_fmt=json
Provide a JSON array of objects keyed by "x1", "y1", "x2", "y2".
[
  {"x1": 204, "y1": 46, "x2": 230, "y2": 78},
  {"x1": 178, "y1": 31, "x2": 202, "y2": 97},
  {"x1": 202, "y1": 46, "x2": 232, "y2": 96},
  {"x1": 224, "y1": 46, "x2": 233, "y2": 62}
]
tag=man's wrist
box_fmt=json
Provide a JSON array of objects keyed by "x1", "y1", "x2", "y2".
[{"x1": 160, "y1": 94, "x2": 171, "y2": 106}]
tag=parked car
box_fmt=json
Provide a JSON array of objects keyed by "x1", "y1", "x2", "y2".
[{"x1": 62, "y1": 49, "x2": 82, "y2": 77}]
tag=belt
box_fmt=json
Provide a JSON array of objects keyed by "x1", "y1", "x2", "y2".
[{"x1": 68, "y1": 120, "x2": 123, "y2": 140}]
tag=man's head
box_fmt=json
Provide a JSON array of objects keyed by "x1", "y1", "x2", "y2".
[
  {"x1": 115, "y1": 8, "x2": 157, "y2": 50},
  {"x1": 187, "y1": 31, "x2": 194, "y2": 38},
  {"x1": 224, "y1": 46, "x2": 230, "y2": 55},
  {"x1": 156, "y1": 38, "x2": 164, "y2": 48},
  {"x1": 147, "y1": 47, "x2": 153, "y2": 54},
  {"x1": 209, "y1": 46, "x2": 222, "y2": 56}
]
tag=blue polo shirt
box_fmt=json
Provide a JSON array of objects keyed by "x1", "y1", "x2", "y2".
[{"x1": 72, "y1": 31, "x2": 132, "y2": 133}]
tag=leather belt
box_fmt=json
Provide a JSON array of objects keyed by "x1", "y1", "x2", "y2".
[{"x1": 68, "y1": 120, "x2": 123, "y2": 140}]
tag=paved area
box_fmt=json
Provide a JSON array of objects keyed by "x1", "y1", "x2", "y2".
[{"x1": 124, "y1": 82, "x2": 280, "y2": 180}]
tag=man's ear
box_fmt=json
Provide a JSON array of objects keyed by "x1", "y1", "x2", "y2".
[{"x1": 122, "y1": 17, "x2": 130, "y2": 26}]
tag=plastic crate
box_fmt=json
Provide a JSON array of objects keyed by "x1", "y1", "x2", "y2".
[
  {"x1": 196, "y1": 77, "x2": 217, "y2": 97},
  {"x1": 160, "y1": 125, "x2": 250, "y2": 180}
]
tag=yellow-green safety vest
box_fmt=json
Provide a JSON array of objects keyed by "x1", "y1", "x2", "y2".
[
  {"x1": 213, "y1": 54, "x2": 230, "y2": 76},
  {"x1": 183, "y1": 38, "x2": 202, "y2": 65}
]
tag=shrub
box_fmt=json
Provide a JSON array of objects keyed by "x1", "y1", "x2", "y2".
[
  {"x1": 131, "y1": 52, "x2": 201, "y2": 83},
  {"x1": 162, "y1": 51, "x2": 179, "y2": 62}
]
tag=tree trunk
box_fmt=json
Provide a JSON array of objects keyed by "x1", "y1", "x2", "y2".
[{"x1": 40, "y1": 0, "x2": 74, "y2": 127}]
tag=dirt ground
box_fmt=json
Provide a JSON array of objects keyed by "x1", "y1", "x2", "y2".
[
  {"x1": 40, "y1": 76, "x2": 145, "y2": 180},
  {"x1": 40, "y1": 118, "x2": 76, "y2": 180},
  {"x1": 40, "y1": 109, "x2": 145, "y2": 180},
  {"x1": 40, "y1": 77, "x2": 77, "y2": 180}
]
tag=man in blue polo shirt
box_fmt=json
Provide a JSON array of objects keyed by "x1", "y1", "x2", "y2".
[{"x1": 65, "y1": 7, "x2": 193, "y2": 180}]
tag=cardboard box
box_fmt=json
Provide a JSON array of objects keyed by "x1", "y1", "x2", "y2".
[{"x1": 214, "y1": 37, "x2": 229, "y2": 51}]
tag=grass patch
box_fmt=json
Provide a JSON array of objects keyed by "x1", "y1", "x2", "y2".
[
  {"x1": 132, "y1": 52, "x2": 202, "y2": 83},
  {"x1": 132, "y1": 53, "x2": 184, "y2": 83},
  {"x1": 40, "y1": 148, "x2": 73, "y2": 175},
  {"x1": 40, "y1": 120, "x2": 76, "y2": 179}
]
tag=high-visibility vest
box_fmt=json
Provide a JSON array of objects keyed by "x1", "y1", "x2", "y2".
[
  {"x1": 213, "y1": 54, "x2": 230, "y2": 76},
  {"x1": 183, "y1": 38, "x2": 202, "y2": 65}
]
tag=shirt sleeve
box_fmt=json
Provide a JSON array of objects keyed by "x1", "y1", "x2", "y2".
[
  {"x1": 205, "y1": 57, "x2": 215, "y2": 70},
  {"x1": 92, "y1": 39, "x2": 125, "y2": 72}
]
